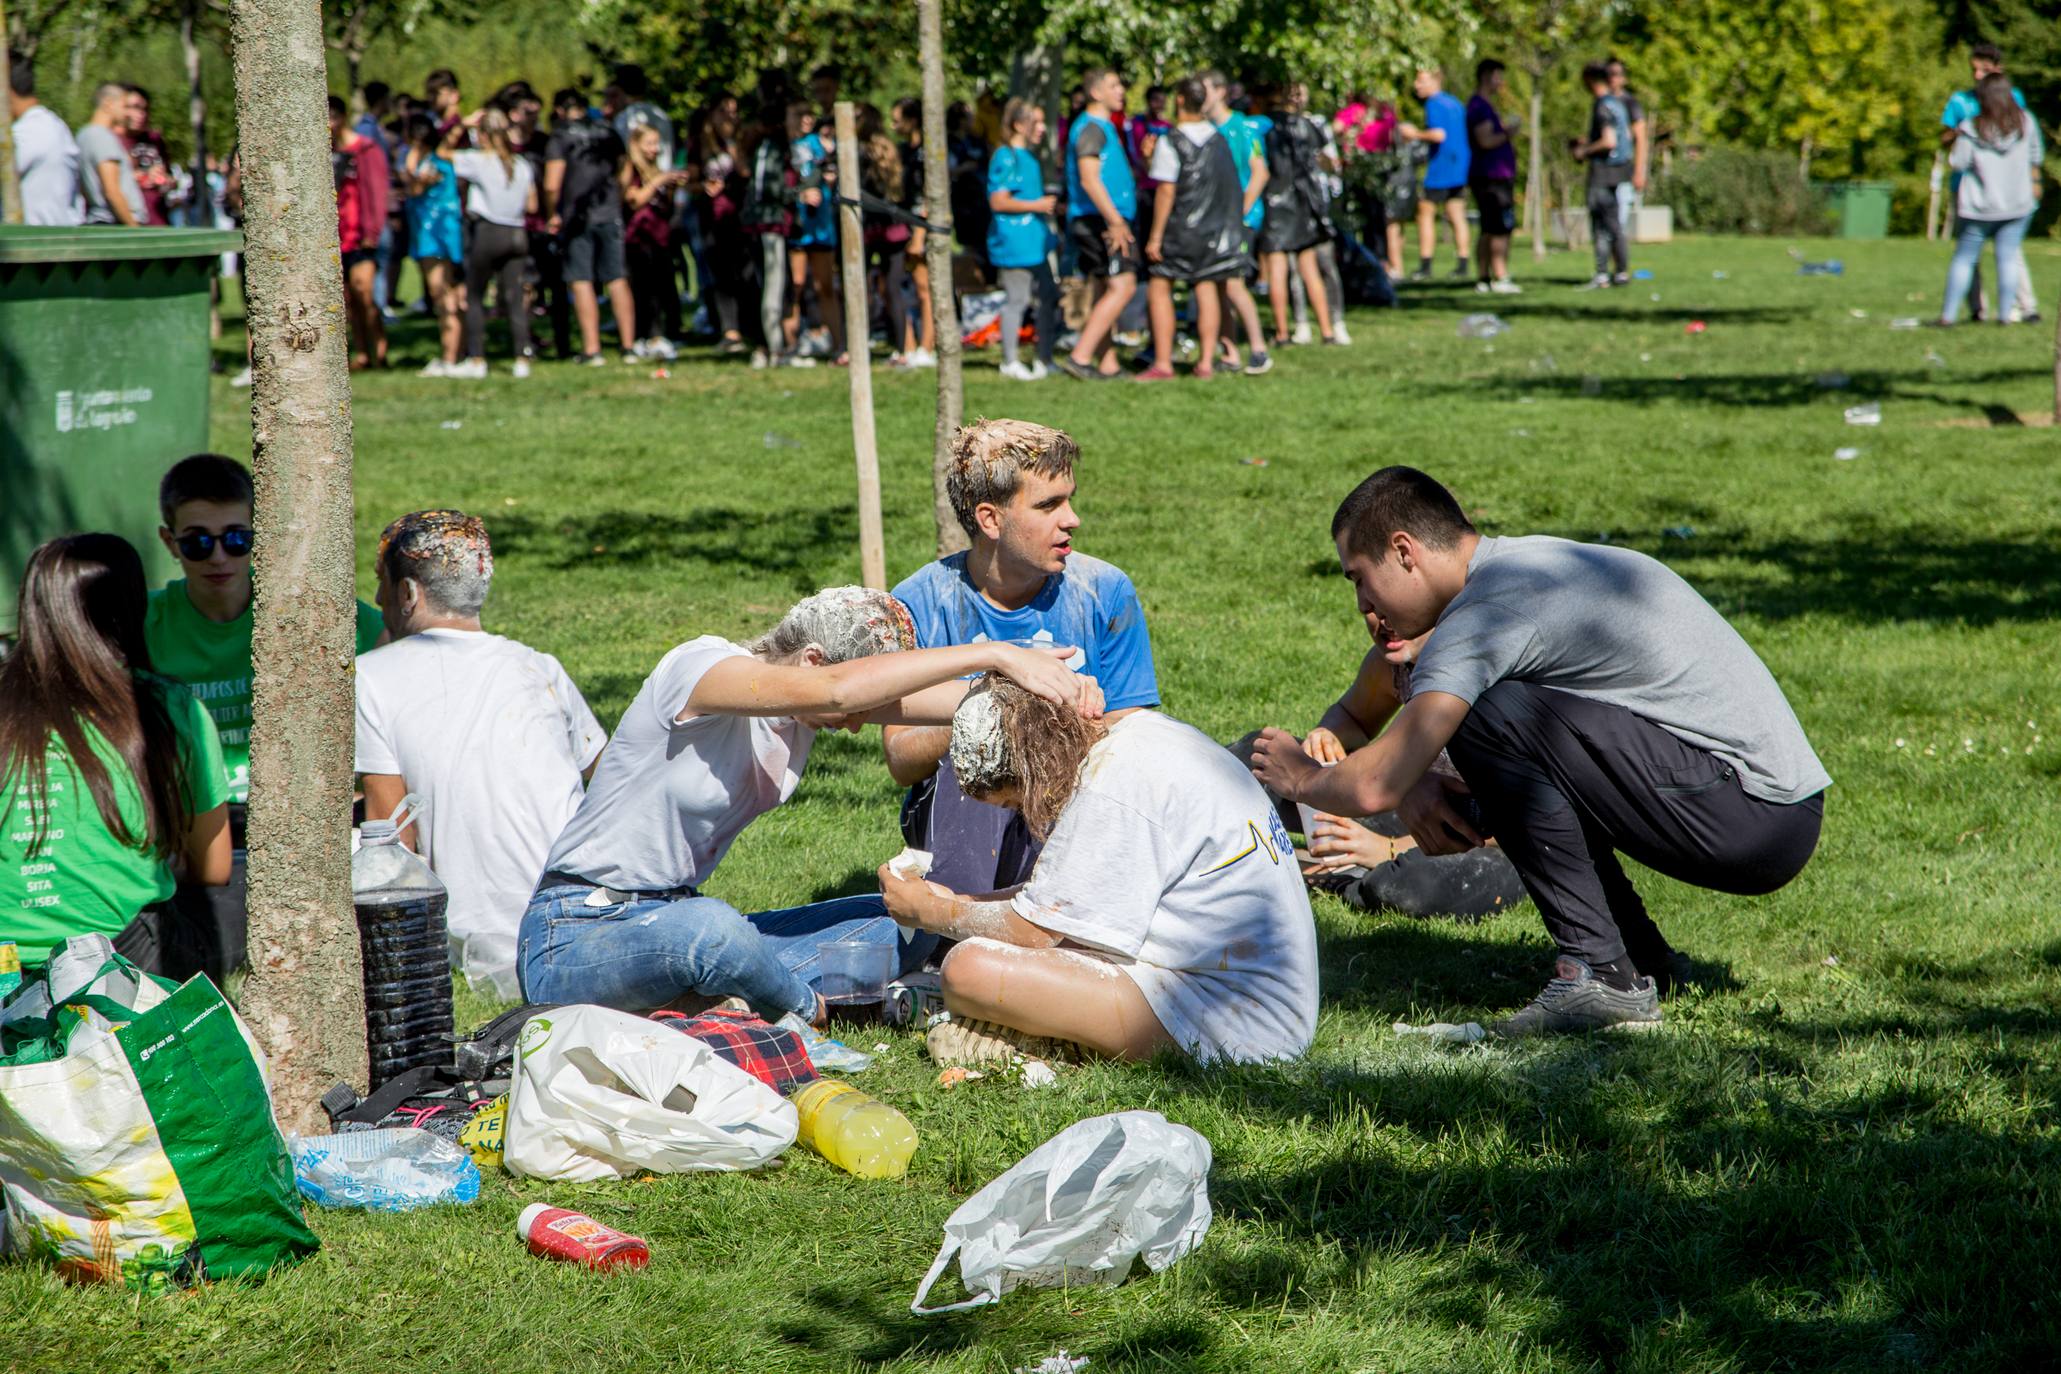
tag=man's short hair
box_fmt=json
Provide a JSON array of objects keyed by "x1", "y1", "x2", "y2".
[
  {"x1": 378, "y1": 510, "x2": 494, "y2": 617},
  {"x1": 947, "y1": 418, "x2": 1080, "y2": 538},
  {"x1": 552, "y1": 87, "x2": 586, "y2": 116},
  {"x1": 1476, "y1": 58, "x2": 1506, "y2": 84},
  {"x1": 1081, "y1": 67, "x2": 1121, "y2": 97},
  {"x1": 327, "y1": 93, "x2": 347, "y2": 119},
  {"x1": 1331, "y1": 466, "x2": 1475, "y2": 559},
  {"x1": 1970, "y1": 42, "x2": 2005, "y2": 67},
  {"x1": 9, "y1": 59, "x2": 33, "y2": 99},
  {"x1": 364, "y1": 80, "x2": 391, "y2": 109},
  {"x1": 93, "y1": 81, "x2": 128, "y2": 109},
  {"x1": 159, "y1": 454, "x2": 253, "y2": 526},
  {"x1": 425, "y1": 68, "x2": 459, "y2": 97},
  {"x1": 613, "y1": 63, "x2": 648, "y2": 99},
  {"x1": 1173, "y1": 75, "x2": 1207, "y2": 114},
  {"x1": 1581, "y1": 60, "x2": 1612, "y2": 89}
]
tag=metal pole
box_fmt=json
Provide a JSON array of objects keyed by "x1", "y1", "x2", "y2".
[{"x1": 834, "y1": 100, "x2": 885, "y2": 591}]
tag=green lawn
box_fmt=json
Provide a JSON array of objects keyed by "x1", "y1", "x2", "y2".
[{"x1": 11, "y1": 235, "x2": 2061, "y2": 1372}]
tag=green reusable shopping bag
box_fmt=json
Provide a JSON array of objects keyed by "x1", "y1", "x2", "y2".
[{"x1": 0, "y1": 937, "x2": 320, "y2": 1289}]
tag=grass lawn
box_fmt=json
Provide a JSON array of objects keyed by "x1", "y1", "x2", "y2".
[{"x1": 10, "y1": 234, "x2": 2061, "y2": 1372}]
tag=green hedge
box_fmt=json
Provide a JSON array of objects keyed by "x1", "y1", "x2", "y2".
[{"x1": 1654, "y1": 147, "x2": 1836, "y2": 236}]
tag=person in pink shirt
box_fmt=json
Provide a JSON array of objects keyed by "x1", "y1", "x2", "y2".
[{"x1": 331, "y1": 95, "x2": 391, "y2": 370}]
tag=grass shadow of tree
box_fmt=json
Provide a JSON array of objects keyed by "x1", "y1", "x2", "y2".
[{"x1": 487, "y1": 505, "x2": 857, "y2": 594}]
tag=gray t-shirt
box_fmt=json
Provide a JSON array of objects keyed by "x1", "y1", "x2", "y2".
[
  {"x1": 75, "y1": 121, "x2": 142, "y2": 225},
  {"x1": 1410, "y1": 535, "x2": 1831, "y2": 804}
]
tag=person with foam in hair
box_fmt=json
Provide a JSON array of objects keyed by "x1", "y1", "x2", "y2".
[
  {"x1": 522, "y1": 590, "x2": 1100, "y2": 1022},
  {"x1": 880, "y1": 676, "x2": 1320, "y2": 1066},
  {"x1": 355, "y1": 511, "x2": 608, "y2": 1000}
]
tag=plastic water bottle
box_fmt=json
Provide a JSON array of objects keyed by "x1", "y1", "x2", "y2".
[
  {"x1": 291, "y1": 1128, "x2": 482, "y2": 1210},
  {"x1": 350, "y1": 794, "x2": 454, "y2": 1087},
  {"x1": 792, "y1": 1080, "x2": 919, "y2": 1179},
  {"x1": 517, "y1": 1204, "x2": 650, "y2": 1271}
]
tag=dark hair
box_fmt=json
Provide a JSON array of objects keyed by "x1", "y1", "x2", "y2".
[
  {"x1": 1974, "y1": 72, "x2": 2025, "y2": 142},
  {"x1": 1081, "y1": 68, "x2": 1121, "y2": 99},
  {"x1": 425, "y1": 68, "x2": 459, "y2": 97},
  {"x1": 364, "y1": 80, "x2": 391, "y2": 109},
  {"x1": 1173, "y1": 75, "x2": 1208, "y2": 114},
  {"x1": 1581, "y1": 60, "x2": 1612, "y2": 89},
  {"x1": 894, "y1": 96, "x2": 922, "y2": 126},
  {"x1": 1330, "y1": 466, "x2": 1474, "y2": 559},
  {"x1": 552, "y1": 87, "x2": 585, "y2": 116},
  {"x1": 327, "y1": 93, "x2": 347, "y2": 119},
  {"x1": 403, "y1": 110, "x2": 438, "y2": 148},
  {"x1": 811, "y1": 63, "x2": 842, "y2": 84},
  {"x1": 0, "y1": 535, "x2": 191, "y2": 861},
  {"x1": 490, "y1": 80, "x2": 537, "y2": 113},
  {"x1": 1146, "y1": 84, "x2": 1167, "y2": 102},
  {"x1": 1971, "y1": 42, "x2": 2004, "y2": 67},
  {"x1": 613, "y1": 63, "x2": 648, "y2": 99},
  {"x1": 1476, "y1": 58, "x2": 1505, "y2": 84},
  {"x1": 9, "y1": 58, "x2": 32, "y2": 98},
  {"x1": 160, "y1": 454, "x2": 253, "y2": 527}
]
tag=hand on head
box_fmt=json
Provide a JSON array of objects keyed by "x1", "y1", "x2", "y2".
[{"x1": 991, "y1": 642, "x2": 1098, "y2": 715}]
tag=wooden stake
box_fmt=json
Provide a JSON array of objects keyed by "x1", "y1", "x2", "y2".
[{"x1": 834, "y1": 100, "x2": 885, "y2": 591}]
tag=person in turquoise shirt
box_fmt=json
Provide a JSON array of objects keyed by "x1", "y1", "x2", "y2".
[
  {"x1": 1939, "y1": 43, "x2": 2038, "y2": 323},
  {"x1": 1, "y1": 535, "x2": 233, "y2": 975},
  {"x1": 987, "y1": 99, "x2": 1061, "y2": 379}
]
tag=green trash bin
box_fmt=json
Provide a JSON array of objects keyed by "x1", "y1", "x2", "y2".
[
  {"x1": 0, "y1": 225, "x2": 242, "y2": 635},
  {"x1": 1824, "y1": 181, "x2": 1893, "y2": 240}
]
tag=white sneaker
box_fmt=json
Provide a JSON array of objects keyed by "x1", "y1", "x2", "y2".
[
  {"x1": 1333, "y1": 324, "x2": 1354, "y2": 345},
  {"x1": 651, "y1": 337, "x2": 679, "y2": 361},
  {"x1": 904, "y1": 347, "x2": 937, "y2": 369},
  {"x1": 1026, "y1": 360, "x2": 1049, "y2": 380},
  {"x1": 448, "y1": 357, "x2": 487, "y2": 379},
  {"x1": 1475, "y1": 280, "x2": 1492, "y2": 294},
  {"x1": 998, "y1": 360, "x2": 1041, "y2": 381},
  {"x1": 1577, "y1": 274, "x2": 1612, "y2": 291},
  {"x1": 628, "y1": 339, "x2": 654, "y2": 360},
  {"x1": 1291, "y1": 321, "x2": 1313, "y2": 345},
  {"x1": 511, "y1": 358, "x2": 531, "y2": 379},
  {"x1": 421, "y1": 359, "x2": 450, "y2": 378},
  {"x1": 779, "y1": 354, "x2": 819, "y2": 369},
  {"x1": 1489, "y1": 278, "x2": 1524, "y2": 295},
  {"x1": 230, "y1": 365, "x2": 252, "y2": 389},
  {"x1": 750, "y1": 347, "x2": 771, "y2": 370}
]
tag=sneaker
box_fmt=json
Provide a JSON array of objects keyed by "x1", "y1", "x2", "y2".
[
  {"x1": 1244, "y1": 351, "x2": 1273, "y2": 375},
  {"x1": 1577, "y1": 274, "x2": 1612, "y2": 291},
  {"x1": 1055, "y1": 356, "x2": 1099, "y2": 382},
  {"x1": 1611, "y1": 273, "x2": 1631, "y2": 287},
  {"x1": 998, "y1": 360, "x2": 1042, "y2": 381},
  {"x1": 1475, "y1": 280, "x2": 1492, "y2": 294},
  {"x1": 511, "y1": 358, "x2": 532, "y2": 379},
  {"x1": 1489, "y1": 278, "x2": 1523, "y2": 295},
  {"x1": 903, "y1": 347, "x2": 937, "y2": 369},
  {"x1": 629, "y1": 339, "x2": 654, "y2": 360},
  {"x1": 576, "y1": 352, "x2": 608, "y2": 367},
  {"x1": 1321, "y1": 334, "x2": 1350, "y2": 347},
  {"x1": 230, "y1": 365, "x2": 253, "y2": 389},
  {"x1": 1333, "y1": 324, "x2": 1353, "y2": 345},
  {"x1": 1409, "y1": 265, "x2": 1433, "y2": 283},
  {"x1": 1494, "y1": 957, "x2": 1663, "y2": 1037},
  {"x1": 1291, "y1": 320, "x2": 1313, "y2": 345},
  {"x1": 620, "y1": 351, "x2": 640, "y2": 366},
  {"x1": 719, "y1": 335, "x2": 748, "y2": 355},
  {"x1": 447, "y1": 357, "x2": 488, "y2": 379},
  {"x1": 750, "y1": 347, "x2": 771, "y2": 370},
  {"x1": 925, "y1": 1015, "x2": 1075, "y2": 1067},
  {"x1": 1025, "y1": 360, "x2": 1049, "y2": 380},
  {"x1": 778, "y1": 354, "x2": 818, "y2": 369},
  {"x1": 420, "y1": 359, "x2": 450, "y2": 378}
]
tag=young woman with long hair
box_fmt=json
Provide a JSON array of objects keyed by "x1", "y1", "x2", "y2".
[
  {"x1": 398, "y1": 111, "x2": 468, "y2": 375},
  {"x1": 855, "y1": 103, "x2": 911, "y2": 362},
  {"x1": 1939, "y1": 72, "x2": 2045, "y2": 326},
  {"x1": 0, "y1": 535, "x2": 232, "y2": 975},
  {"x1": 445, "y1": 106, "x2": 539, "y2": 377},
  {"x1": 691, "y1": 94, "x2": 751, "y2": 354},
  {"x1": 891, "y1": 97, "x2": 938, "y2": 367},
  {"x1": 622, "y1": 122, "x2": 690, "y2": 359},
  {"x1": 880, "y1": 675, "x2": 1320, "y2": 1066}
]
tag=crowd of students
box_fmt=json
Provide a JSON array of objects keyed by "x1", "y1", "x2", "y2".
[{"x1": 3, "y1": 417, "x2": 1831, "y2": 1064}]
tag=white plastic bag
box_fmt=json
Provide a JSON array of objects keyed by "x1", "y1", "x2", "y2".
[
  {"x1": 502, "y1": 1004, "x2": 797, "y2": 1182},
  {"x1": 911, "y1": 1110, "x2": 1213, "y2": 1314}
]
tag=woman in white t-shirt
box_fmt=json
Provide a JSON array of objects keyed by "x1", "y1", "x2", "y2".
[
  {"x1": 880, "y1": 676, "x2": 1321, "y2": 1065},
  {"x1": 520, "y1": 587, "x2": 1098, "y2": 1022},
  {"x1": 443, "y1": 108, "x2": 538, "y2": 377}
]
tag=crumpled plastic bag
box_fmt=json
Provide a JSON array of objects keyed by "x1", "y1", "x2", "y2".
[
  {"x1": 911, "y1": 1110, "x2": 1212, "y2": 1314},
  {"x1": 291, "y1": 1128, "x2": 481, "y2": 1211}
]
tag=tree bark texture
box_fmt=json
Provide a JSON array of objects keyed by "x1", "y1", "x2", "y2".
[
  {"x1": 0, "y1": 0, "x2": 22, "y2": 225},
  {"x1": 1526, "y1": 79, "x2": 1545, "y2": 261},
  {"x1": 918, "y1": 0, "x2": 967, "y2": 557},
  {"x1": 228, "y1": 0, "x2": 369, "y2": 1129}
]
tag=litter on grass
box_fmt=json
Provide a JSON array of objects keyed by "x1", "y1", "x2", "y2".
[
  {"x1": 292, "y1": 1128, "x2": 482, "y2": 1211},
  {"x1": 1394, "y1": 1020, "x2": 1489, "y2": 1044},
  {"x1": 1844, "y1": 402, "x2": 1882, "y2": 426},
  {"x1": 1458, "y1": 313, "x2": 1509, "y2": 339},
  {"x1": 1834, "y1": 447, "x2": 1862, "y2": 461},
  {"x1": 763, "y1": 432, "x2": 803, "y2": 449},
  {"x1": 1016, "y1": 1354, "x2": 1091, "y2": 1374}
]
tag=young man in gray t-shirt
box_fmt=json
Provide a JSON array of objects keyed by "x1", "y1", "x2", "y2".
[
  {"x1": 1250, "y1": 466, "x2": 1829, "y2": 1035},
  {"x1": 74, "y1": 82, "x2": 143, "y2": 226}
]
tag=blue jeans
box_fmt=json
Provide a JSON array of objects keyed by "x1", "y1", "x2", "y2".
[
  {"x1": 517, "y1": 883, "x2": 937, "y2": 1019},
  {"x1": 1942, "y1": 214, "x2": 2030, "y2": 323}
]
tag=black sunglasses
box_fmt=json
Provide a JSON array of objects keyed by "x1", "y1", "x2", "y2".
[{"x1": 175, "y1": 528, "x2": 255, "y2": 560}]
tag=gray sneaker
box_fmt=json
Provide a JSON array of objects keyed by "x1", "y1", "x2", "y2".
[{"x1": 1495, "y1": 957, "x2": 1663, "y2": 1037}]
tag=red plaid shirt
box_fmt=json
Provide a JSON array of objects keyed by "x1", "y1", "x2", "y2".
[{"x1": 647, "y1": 1008, "x2": 819, "y2": 1094}]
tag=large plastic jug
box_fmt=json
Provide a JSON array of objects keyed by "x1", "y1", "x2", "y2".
[
  {"x1": 792, "y1": 1080, "x2": 919, "y2": 1179},
  {"x1": 350, "y1": 794, "x2": 454, "y2": 1087}
]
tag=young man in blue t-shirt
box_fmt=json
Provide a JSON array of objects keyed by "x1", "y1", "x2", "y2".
[
  {"x1": 1397, "y1": 68, "x2": 1471, "y2": 281},
  {"x1": 1059, "y1": 69, "x2": 1141, "y2": 381},
  {"x1": 1939, "y1": 42, "x2": 2040, "y2": 323},
  {"x1": 886, "y1": 419, "x2": 1159, "y2": 892}
]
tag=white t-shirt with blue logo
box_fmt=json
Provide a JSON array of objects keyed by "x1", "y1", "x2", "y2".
[{"x1": 890, "y1": 551, "x2": 1159, "y2": 711}]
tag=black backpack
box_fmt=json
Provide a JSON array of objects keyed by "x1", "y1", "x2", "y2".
[{"x1": 321, "y1": 1003, "x2": 563, "y2": 1138}]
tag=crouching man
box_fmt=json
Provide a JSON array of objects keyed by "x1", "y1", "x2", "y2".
[{"x1": 1250, "y1": 466, "x2": 1829, "y2": 1035}]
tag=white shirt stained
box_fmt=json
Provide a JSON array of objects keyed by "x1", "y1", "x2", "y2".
[
  {"x1": 13, "y1": 106, "x2": 84, "y2": 226},
  {"x1": 541, "y1": 636, "x2": 815, "y2": 893},
  {"x1": 1013, "y1": 711, "x2": 1320, "y2": 1063},
  {"x1": 354, "y1": 628, "x2": 606, "y2": 989}
]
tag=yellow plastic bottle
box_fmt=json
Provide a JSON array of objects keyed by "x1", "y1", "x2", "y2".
[{"x1": 792, "y1": 1080, "x2": 919, "y2": 1179}]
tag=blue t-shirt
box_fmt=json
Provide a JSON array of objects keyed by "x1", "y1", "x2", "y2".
[
  {"x1": 986, "y1": 146, "x2": 1054, "y2": 268},
  {"x1": 791, "y1": 133, "x2": 835, "y2": 246},
  {"x1": 1067, "y1": 113, "x2": 1137, "y2": 222},
  {"x1": 1422, "y1": 91, "x2": 1471, "y2": 189},
  {"x1": 892, "y1": 551, "x2": 1160, "y2": 712},
  {"x1": 1223, "y1": 113, "x2": 1267, "y2": 229}
]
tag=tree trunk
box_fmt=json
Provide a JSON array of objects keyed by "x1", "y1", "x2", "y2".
[
  {"x1": 1526, "y1": 76, "x2": 1546, "y2": 261},
  {"x1": 917, "y1": 0, "x2": 966, "y2": 557},
  {"x1": 0, "y1": 0, "x2": 22, "y2": 224},
  {"x1": 228, "y1": 0, "x2": 369, "y2": 1130},
  {"x1": 833, "y1": 101, "x2": 886, "y2": 590}
]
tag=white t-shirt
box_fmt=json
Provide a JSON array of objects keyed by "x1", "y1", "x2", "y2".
[
  {"x1": 12, "y1": 105, "x2": 84, "y2": 226},
  {"x1": 452, "y1": 149, "x2": 534, "y2": 227},
  {"x1": 1147, "y1": 121, "x2": 1220, "y2": 183},
  {"x1": 542, "y1": 637, "x2": 814, "y2": 893},
  {"x1": 354, "y1": 628, "x2": 606, "y2": 994},
  {"x1": 1012, "y1": 711, "x2": 1320, "y2": 1064}
]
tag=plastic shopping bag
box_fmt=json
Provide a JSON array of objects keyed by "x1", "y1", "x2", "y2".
[
  {"x1": 503, "y1": 1004, "x2": 797, "y2": 1182},
  {"x1": 911, "y1": 1110, "x2": 1213, "y2": 1314},
  {"x1": 0, "y1": 935, "x2": 319, "y2": 1289}
]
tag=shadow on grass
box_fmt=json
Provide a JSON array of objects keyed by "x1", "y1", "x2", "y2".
[{"x1": 1424, "y1": 363, "x2": 2048, "y2": 409}]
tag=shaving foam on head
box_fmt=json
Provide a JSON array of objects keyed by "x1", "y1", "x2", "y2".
[
  {"x1": 764, "y1": 586, "x2": 917, "y2": 664},
  {"x1": 950, "y1": 686, "x2": 1012, "y2": 792}
]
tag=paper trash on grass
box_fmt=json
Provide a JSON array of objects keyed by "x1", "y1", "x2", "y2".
[
  {"x1": 1394, "y1": 1020, "x2": 1490, "y2": 1044},
  {"x1": 1016, "y1": 1354, "x2": 1091, "y2": 1374},
  {"x1": 1844, "y1": 402, "x2": 1882, "y2": 426}
]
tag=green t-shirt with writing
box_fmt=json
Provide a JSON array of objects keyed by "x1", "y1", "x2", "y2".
[
  {"x1": 145, "y1": 581, "x2": 384, "y2": 803},
  {"x1": 2, "y1": 677, "x2": 233, "y2": 967}
]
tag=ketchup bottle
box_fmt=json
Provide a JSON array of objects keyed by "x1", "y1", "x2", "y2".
[{"x1": 517, "y1": 1204, "x2": 650, "y2": 1272}]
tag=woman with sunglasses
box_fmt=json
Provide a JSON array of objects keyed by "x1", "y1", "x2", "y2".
[{"x1": 1, "y1": 535, "x2": 235, "y2": 976}]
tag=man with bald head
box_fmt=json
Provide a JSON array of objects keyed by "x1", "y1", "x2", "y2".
[{"x1": 355, "y1": 511, "x2": 608, "y2": 999}]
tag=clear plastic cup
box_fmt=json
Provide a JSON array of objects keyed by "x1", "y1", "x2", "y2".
[{"x1": 820, "y1": 940, "x2": 895, "y2": 1007}]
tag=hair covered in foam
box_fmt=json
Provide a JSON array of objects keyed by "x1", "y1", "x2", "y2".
[
  {"x1": 751, "y1": 585, "x2": 917, "y2": 664},
  {"x1": 378, "y1": 509, "x2": 494, "y2": 615},
  {"x1": 949, "y1": 683, "x2": 1012, "y2": 791},
  {"x1": 948, "y1": 674, "x2": 1104, "y2": 840}
]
